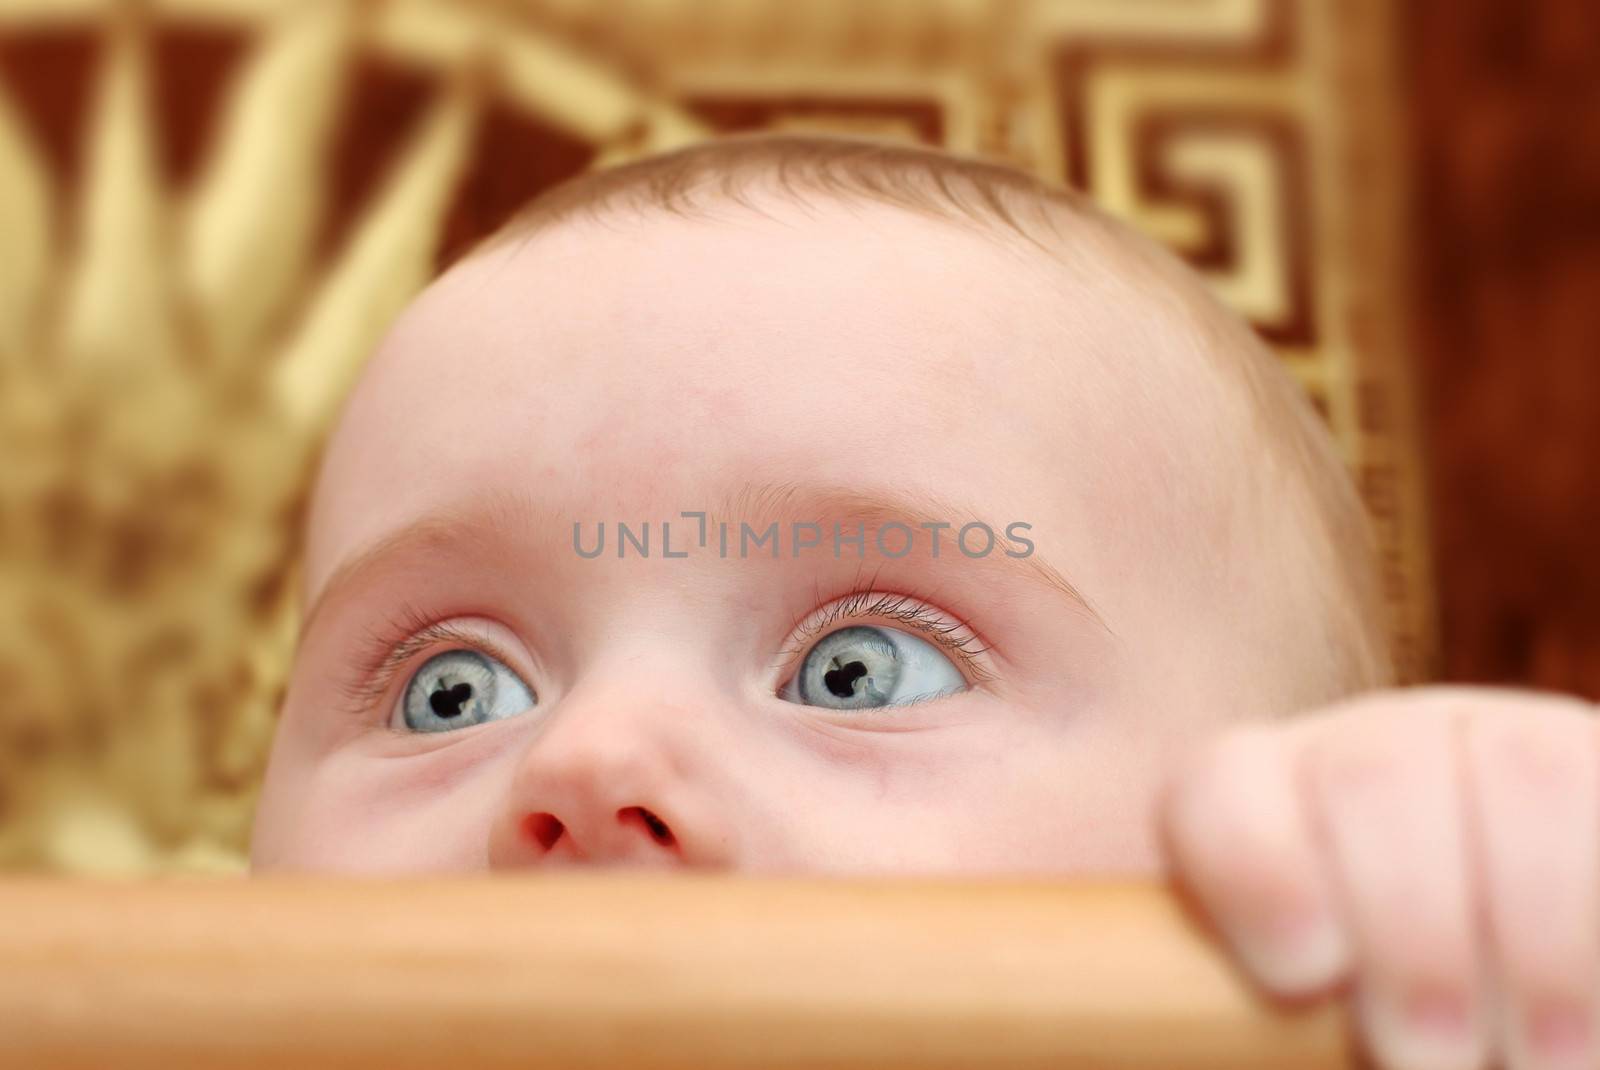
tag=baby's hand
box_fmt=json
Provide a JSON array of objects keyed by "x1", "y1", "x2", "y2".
[{"x1": 1160, "y1": 687, "x2": 1600, "y2": 1070}]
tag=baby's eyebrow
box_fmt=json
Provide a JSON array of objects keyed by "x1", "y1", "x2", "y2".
[
  {"x1": 297, "y1": 488, "x2": 560, "y2": 640},
  {"x1": 716, "y1": 479, "x2": 1108, "y2": 630},
  {"x1": 299, "y1": 482, "x2": 1109, "y2": 640}
]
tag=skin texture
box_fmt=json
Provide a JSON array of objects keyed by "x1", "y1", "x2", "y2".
[{"x1": 251, "y1": 197, "x2": 1600, "y2": 1070}]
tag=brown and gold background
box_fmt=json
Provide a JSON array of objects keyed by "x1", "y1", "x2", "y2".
[{"x1": 0, "y1": 0, "x2": 1592, "y2": 874}]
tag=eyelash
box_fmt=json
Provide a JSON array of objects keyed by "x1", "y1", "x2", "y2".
[
  {"x1": 775, "y1": 581, "x2": 996, "y2": 686},
  {"x1": 334, "y1": 601, "x2": 523, "y2": 723},
  {"x1": 336, "y1": 585, "x2": 995, "y2": 721}
]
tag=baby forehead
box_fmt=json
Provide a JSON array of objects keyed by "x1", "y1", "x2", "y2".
[
  {"x1": 315, "y1": 203, "x2": 1237, "y2": 549},
  {"x1": 301, "y1": 223, "x2": 1256, "y2": 630},
  {"x1": 485, "y1": 209, "x2": 1044, "y2": 329},
  {"x1": 393, "y1": 204, "x2": 1196, "y2": 414}
]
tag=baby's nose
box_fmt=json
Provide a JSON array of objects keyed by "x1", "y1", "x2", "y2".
[
  {"x1": 485, "y1": 691, "x2": 734, "y2": 869},
  {"x1": 514, "y1": 805, "x2": 676, "y2": 864}
]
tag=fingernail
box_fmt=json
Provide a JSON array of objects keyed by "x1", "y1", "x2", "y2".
[
  {"x1": 1234, "y1": 908, "x2": 1350, "y2": 995},
  {"x1": 1358, "y1": 983, "x2": 1484, "y2": 1070},
  {"x1": 1511, "y1": 1000, "x2": 1594, "y2": 1070}
]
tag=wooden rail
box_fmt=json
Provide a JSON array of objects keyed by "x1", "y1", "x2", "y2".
[{"x1": 0, "y1": 876, "x2": 1353, "y2": 1069}]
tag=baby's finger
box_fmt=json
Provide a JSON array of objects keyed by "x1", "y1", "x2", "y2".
[
  {"x1": 1466, "y1": 698, "x2": 1600, "y2": 1070},
  {"x1": 1303, "y1": 709, "x2": 1489, "y2": 1070},
  {"x1": 1160, "y1": 725, "x2": 1350, "y2": 996}
]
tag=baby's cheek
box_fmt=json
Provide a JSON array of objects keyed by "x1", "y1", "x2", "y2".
[
  {"x1": 262, "y1": 747, "x2": 506, "y2": 873},
  {"x1": 951, "y1": 716, "x2": 1167, "y2": 875}
]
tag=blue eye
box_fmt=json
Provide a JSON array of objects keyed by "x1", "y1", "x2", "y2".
[
  {"x1": 781, "y1": 625, "x2": 968, "y2": 710},
  {"x1": 395, "y1": 649, "x2": 536, "y2": 733}
]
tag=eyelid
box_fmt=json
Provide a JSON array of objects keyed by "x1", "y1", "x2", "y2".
[
  {"x1": 775, "y1": 587, "x2": 996, "y2": 689},
  {"x1": 336, "y1": 606, "x2": 530, "y2": 725}
]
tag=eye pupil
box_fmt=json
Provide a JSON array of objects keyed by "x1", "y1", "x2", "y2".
[
  {"x1": 823, "y1": 658, "x2": 869, "y2": 698},
  {"x1": 429, "y1": 681, "x2": 474, "y2": 718},
  {"x1": 399, "y1": 648, "x2": 536, "y2": 733}
]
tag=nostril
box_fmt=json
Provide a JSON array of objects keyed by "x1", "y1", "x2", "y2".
[
  {"x1": 524, "y1": 812, "x2": 564, "y2": 851},
  {"x1": 622, "y1": 806, "x2": 676, "y2": 848}
]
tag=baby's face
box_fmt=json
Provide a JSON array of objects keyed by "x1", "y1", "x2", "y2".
[{"x1": 251, "y1": 197, "x2": 1283, "y2": 875}]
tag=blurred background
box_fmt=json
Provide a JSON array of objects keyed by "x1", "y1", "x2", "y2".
[{"x1": 0, "y1": 0, "x2": 1592, "y2": 874}]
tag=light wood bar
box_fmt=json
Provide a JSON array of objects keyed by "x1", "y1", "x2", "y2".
[{"x1": 0, "y1": 876, "x2": 1353, "y2": 1068}]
